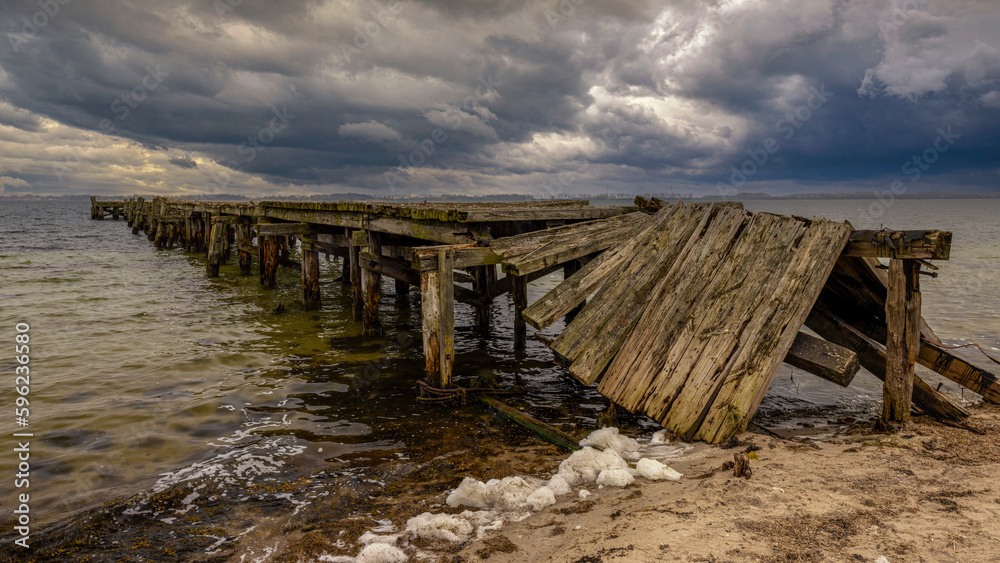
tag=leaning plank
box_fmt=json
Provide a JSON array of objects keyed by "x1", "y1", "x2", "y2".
[
  {"x1": 479, "y1": 396, "x2": 581, "y2": 452},
  {"x1": 521, "y1": 213, "x2": 658, "y2": 329},
  {"x1": 806, "y1": 306, "x2": 969, "y2": 421},
  {"x1": 784, "y1": 332, "x2": 860, "y2": 387},
  {"x1": 553, "y1": 203, "x2": 712, "y2": 384},
  {"x1": 842, "y1": 230, "x2": 951, "y2": 260},
  {"x1": 500, "y1": 212, "x2": 649, "y2": 276},
  {"x1": 693, "y1": 219, "x2": 852, "y2": 443}
]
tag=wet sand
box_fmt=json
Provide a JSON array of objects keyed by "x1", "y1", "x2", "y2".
[{"x1": 455, "y1": 403, "x2": 1000, "y2": 563}]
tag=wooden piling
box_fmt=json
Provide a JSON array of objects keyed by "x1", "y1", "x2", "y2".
[
  {"x1": 259, "y1": 234, "x2": 279, "y2": 288},
  {"x1": 301, "y1": 240, "x2": 321, "y2": 310},
  {"x1": 362, "y1": 231, "x2": 383, "y2": 336},
  {"x1": 472, "y1": 266, "x2": 491, "y2": 332},
  {"x1": 236, "y1": 218, "x2": 253, "y2": 275},
  {"x1": 90, "y1": 196, "x2": 99, "y2": 220},
  {"x1": 349, "y1": 238, "x2": 363, "y2": 320},
  {"x1": 884, "y1": 259, "x2": 920, "y2": 423},
  {"x1": 341, "y1": 255, "x2": 351, "y2": 284},
  {"x1": 512, "y1": 274, "x2": 528, "y2": 351},
  {"x1": 206, "y1": 220, "x2": 227, "y2": 277},
  {"x1": 395, "y1": 279, "x2": 410, "y2": 305},
  {"x1": 421, "y1": 248, "x2": 455, "y2": 387}
]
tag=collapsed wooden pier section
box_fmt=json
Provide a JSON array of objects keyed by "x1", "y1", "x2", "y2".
[{"x1": 106, "y1": 196, "x2": 999, "y2": 444}]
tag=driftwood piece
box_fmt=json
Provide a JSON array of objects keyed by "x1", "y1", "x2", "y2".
[{"x1": 479, "y1": 396, "x2": 580, "y2": 452}]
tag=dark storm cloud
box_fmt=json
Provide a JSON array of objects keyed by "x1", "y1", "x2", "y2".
[
  {"x1": 169, "y1": 155, "x2": 197, "y2": 168},
  {"x1": 0, "y1": 0, "x2": 997, "y2": 195}
]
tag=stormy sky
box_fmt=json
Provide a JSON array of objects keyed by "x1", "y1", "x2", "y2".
[{"x1": 0, "y1": 0, "x2": 997, "y2": 197}]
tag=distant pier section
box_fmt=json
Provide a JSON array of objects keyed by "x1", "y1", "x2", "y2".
[{"x1": 96, "y1": 195, "x2": 998, "y2": 444}]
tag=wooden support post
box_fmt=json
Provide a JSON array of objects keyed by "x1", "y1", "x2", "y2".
[
  {"x1": 362, "y1": 231, "x2": 383, "y2": 336},
  {"x1": 421, "y1": 248, "x2": 455, "y2": 387},
  {"x1": 301, "y1": 243, "x2": 321, "y2": 310},
  {"x1": 562, "y1": 260, "x2": 585, "y2": 323},
  {"x1": 259, "y1": 235, "x2": 279, "y2": 288},
  {"x1": 349, "y1": 238, "x2": 362, "y2": 320},
  {"x1": 90, "y1": 196, "x2": 99, "y2": 220},
  {"x1": 221, "y1": 225, "x2": 232, "y2": 263},
  {"x1": 395, "y1": 279, "x2": 410, "y2": 305},
  {"x1": 206, "y1": 221, "x2": 227, "y2": 277},
  {"x1": 472, "y1": 266, "x2": 491, "y2": 333},
  {"x1": 202, "y1": 213, "x2": 212, "y2": 254},
  {"x1": 236, "y1": 218, "x2": 252, "y2": 275},
  {"x1": 512, "y1": 274, "x2": 528, "y2": 351},
  {"x1": 884, "y1": 259, "x2": 921, "y2": 423},
  {"x1": 342, "y1": 257, "x2": 351, "y2": 284},
  {"x1": 131, "y1": 197, "x2": 144, "y2": 234}
]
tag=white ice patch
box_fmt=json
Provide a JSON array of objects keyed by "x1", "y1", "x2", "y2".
[
  {"x1": 445, "y1": 476, "x2": 541, "y2": 511},
  {"x1": 546, "y1": 474, "x2": 571, "y2": 496},
  {"x1": 525, "y1": 486, "x2": 556, "y2": 511},
  {"x1": 355, "y1": 543, "x2": 408, "y2": 563},
  {"x1": 650, "y1": 430, "x2": 669, "y2": 444},
  {"x1": 557, "y1": 447, "x2": 629, "y2": 486},
  {"x1": 596, "y1": 467, "x2": 634, "y2": 487},
  {"x1": 579, "y1": 427, "x2": 641, "y2": 461},
  {"x1": 635, "y1": 458, "x2": 682, "y2": 481},
  {"x1": 578, "y1": 489, "x2": 591, "y2": 499},
  {"x1": 404, "y1": 512, "x2": 474, "y2": 543},
  {"x1": 358, "y1": 532, "x2": 398, "y2": 546}
]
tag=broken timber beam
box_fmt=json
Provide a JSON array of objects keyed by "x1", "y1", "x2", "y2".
[
  {"x1": 843, "y1": 230, "x2": 951, "y2": 260},
  {"x1": 806, "y1": 307, "x2": 969, "y2": 421},
  {"x1": 784, "y1": 332, "x2": 860, "y2": 387}
]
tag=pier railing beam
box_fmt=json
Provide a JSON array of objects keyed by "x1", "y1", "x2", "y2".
[
  {"x1": 301, "y1": 239, "x2": 321, "y2": 310},
  {"x1": 362, "y1": 231, "x2": 383, "y2": 336},
  {"x1": 884, "y1": 259, "x2": 921, "y2": 423},
  {"x1": 421, "y1": 248, "x2": 455, "y2": 387},
  {"x1": 512, "y1": 274, "x2": 528, "y2": 351},
  {"x1": 259, "y1": 233, "x2": 279, "y2": 288}
]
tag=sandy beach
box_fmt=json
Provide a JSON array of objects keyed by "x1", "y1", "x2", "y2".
[{"x1": 451, "y1": 403, "x2": 1000, "y2": 563}]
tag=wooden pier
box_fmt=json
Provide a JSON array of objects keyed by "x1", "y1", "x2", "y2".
[{"x1": 100, "y1": 196, "x2": 1000, "y2": 444}]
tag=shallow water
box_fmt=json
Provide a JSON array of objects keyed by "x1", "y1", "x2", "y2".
[{"x1": 0, "y1": 198, "x2": 997, "y2": 560}]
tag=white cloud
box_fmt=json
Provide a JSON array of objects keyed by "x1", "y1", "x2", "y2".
[{"x1": 338, "y1": 120, "x2": 403, "y2": 143}]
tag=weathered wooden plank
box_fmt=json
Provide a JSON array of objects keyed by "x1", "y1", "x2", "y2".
[
  {"x1": 806, "y1": 306, "x2": 969, "y2": 421},
  {"x1": 599, "y1": 208, "x2": 769, "y2": 417},
  {"x1": 843, "y1": 230, "x2": 951, "y2": 260},
  {"x1": 693, "y1": 219, "x2": 852, "y2": 443},
  {"x1": 566, "y1": 203, "x2": 739, "y2": 386},
  {"x1": 884, "y1": 259, "x2": 920, "y2": 422},
  {"x1": 785, "y1": 332, "x2": 860, "y2": 387},
  {"x1": 362, "y1": 231, "x2": 383, "y2": 336},
  {"x1": 479, "y1": 396, "x2": 580, "y2": 452},
  {"x1": 496, "y1": 212, "x2": 649, "y2": 276},
  {"x1": 521, "y1": 213, "x2": 659, "y2": 330}
]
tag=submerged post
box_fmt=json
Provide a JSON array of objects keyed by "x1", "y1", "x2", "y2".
[
  {"x1": 362, "y1": 231, "x2": 383, "y2": 336},
  {"x1": 512, "y1": 274, "x2": 528, "y2": 351},
  {"x1": 472, "y1": 265, "x2": 491, "y2": 333},
  {"x1": 349, "y1": 234, "x2": 362, "y2": 320},
  {"x1": 301, "y1": 239, "x2": 321, "y2": 310},
  {"x1": 884, "y1": 259, "x2": 921, "y2": 423},
  {"x1": 421, "y1": 248, "x2": 455, "y2": 388},
  {"x1": 395, "y1": 279, "x2": 410, "y2": 305}
]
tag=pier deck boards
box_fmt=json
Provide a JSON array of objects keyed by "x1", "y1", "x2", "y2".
[{"x1": 103, "y1": 196, "x2": 997, "y2": 445}]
